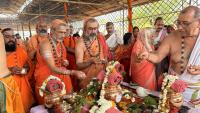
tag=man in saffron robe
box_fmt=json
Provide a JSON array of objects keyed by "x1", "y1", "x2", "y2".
[
  {"x1": 34, "y1": 19, "x2": 86, "y2": 104},
  {"x1": 15, "y1": 33, "x2": 26, "y2": 50},
  {"x1": 63, "y1": 25, "x2": 77, "y2": 70},
  {"x1": 63, "y1": 25, "x2": 79, "y2": 90},
  {"x1": 27, "y1": 21, "x2": 49, "y2": 92},
  {"x1": 0, "y1": 32, "x2": 25, "y2": 113},
  {"x1": 75, "y1": 18, "x2": 112, "y2": 89},
  {"x1": 2, "y1": 28, "x2": 35, "y2": 113},
  {"x1": 27, "y1": 21, "x2": 48, "y2": 61},
  {"x1": 64, "y1": 36, "x2": 77, "y2": 69}
]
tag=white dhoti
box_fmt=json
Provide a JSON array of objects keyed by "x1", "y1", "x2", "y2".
[
  {"x1": 180, "y1": 35, "x2": 200, "y2": 102},
  {"x1": 179, "y1": 34, "x2": 200, "y2": 108},
  {"x1": 168, "y1": 34, "x2": 200, "y2": 112},
  {"x1": 30, "y1": 105, "x2": 48, "y2": 113}
]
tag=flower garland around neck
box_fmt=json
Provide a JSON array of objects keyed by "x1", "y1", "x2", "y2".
[
  {"x1": 89, "y1": 61, "x2": 119, "y2": 113},
  {"x1": 49, "y1": 36, "x2": 63, "y2": 66},
  {"x1": 83, "y1": 35, "x2": 101, "y2": 58}
]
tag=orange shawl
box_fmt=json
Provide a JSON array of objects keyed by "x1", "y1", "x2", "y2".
[
  {"x1": 34, "y1": 41, "x2": 72, "y2": 104},
  {"x1": 63, "y1": 36, "x2": 77, "y2": 69},
  {"x1": 115, "y1": 44, "x2": 133, "y2": 78},
  {"x1": 79, "y1": 34, "x2": 109, "y2": 88},
  {"x1": 7, "y1": 46, "x2": 34, "y2": 113}
]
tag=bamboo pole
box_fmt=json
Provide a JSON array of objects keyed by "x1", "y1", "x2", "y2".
[
  {"x1": 127, "y1": 0, "x2": 133, "y2": 32},
  {"x1": 64, "y1": 2, "x2": 68, "y2": 22},
  {"x1": 28, "y1": 22, "x2": 32, "y2": 37},
  {"x1": 21, "y1": 23, "x2": 25, "y2": 40}
]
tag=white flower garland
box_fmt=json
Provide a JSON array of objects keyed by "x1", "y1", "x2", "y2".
[
  {"x1": 158, "y1": 74, "x2": 178, "y2": 113},
  {"x1": 89, "y1": 61, "x2": 120, "y2": 113},
  {"x1": 39, "y1": 75, "x2": 66, "y2": 97},
  {"x1": 105, "y1": 61, "x2": 120, "y2": 75}
]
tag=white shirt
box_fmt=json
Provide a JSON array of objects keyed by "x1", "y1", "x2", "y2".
[{"x1": 106, "y1": 31, "x2": 123, "y2": 48}]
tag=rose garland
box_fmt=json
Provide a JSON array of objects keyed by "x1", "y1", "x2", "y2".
[
  {"x1": 158, "y1": 74, "x2": 178, "y2": 113},
  {"x1": 158, "y1": 74, "x2": 187, "y2": 113},
  {"x1": 39, "y1": 75, "x2": 66, "y2": 97},
  {"x1": 89, "y1": 61, "x2": 120, "y2": 113}
]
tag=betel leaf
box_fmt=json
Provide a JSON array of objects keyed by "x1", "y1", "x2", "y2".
[
  {"x1": 191, "y1": 90, "x2": 199, "y2": 100},
  {"x1": 144, "y1": 96, "x2": 158, "y2": 106}
]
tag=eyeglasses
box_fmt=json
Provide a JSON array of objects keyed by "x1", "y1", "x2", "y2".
[
  {"x1": 175, "y1": 19, "x2": 197, "y2": 28},
  {"x1": 87, "y1": 27, "x2": 98, "y2": 31}
]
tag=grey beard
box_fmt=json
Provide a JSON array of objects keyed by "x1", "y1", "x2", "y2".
[
  {"x1": 85, "y1": 35, "x2": 96, "y2": 41},
  {"x1": 51, "y1": 36, "x2": 58, "y2": 44}
]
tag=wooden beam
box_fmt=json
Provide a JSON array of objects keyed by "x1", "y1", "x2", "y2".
[
  {"x1": 64, "y1": 3, "x2": 68, "y2": 22},
  {"x1": 21, "y1": 23, "x2": 25, "y2": 39},
  {"x1": 127, "y1": 0, "x2": 133, "y2": 32},
  {"x1": 12, "y1": 0, "x2": 23, "y2": 8},
  {"x1": 17, "y1": 12, "x2": 66, "y2": 16},
  {"x1": 48, "y1": 0, "x2": 103, "y2": 6},
  {"x1": 132, "y1": 0, "x2": 159, "y2": 6},
  {"x1": 28, "y1": 22, "x2": 32, "y2": 37},
  {"x1": 28, "y1": 2, "x2": 61, "y2": 22}
]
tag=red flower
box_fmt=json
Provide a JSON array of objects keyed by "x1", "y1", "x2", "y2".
[
  {"x1": 114, "y1": 64, "x2": 125, "y2": 75},
  {"x1": 106, "y1": 107, "x2": 122, "y2": 113},
  {"x1": 46, "y1": 79, "x2": 63, "y2": 93},
  {"x1": 171, "y1": 80, "x2": 188, "y2": 93},
  {"x1": 169, "y1": 103, "x2": 180, "y2": 113},
  {"x1": 108, "y1": 70, "x2": 123, "y2": 85}
]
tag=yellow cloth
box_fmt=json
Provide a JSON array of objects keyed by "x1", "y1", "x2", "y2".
[{"x1": 0, "y1": 75, "x2": 25, "y2": 113}]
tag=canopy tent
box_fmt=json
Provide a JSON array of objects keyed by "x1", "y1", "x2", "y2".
[{"x1": 0, "y1": 0, "x2": 199, "y2": 38}]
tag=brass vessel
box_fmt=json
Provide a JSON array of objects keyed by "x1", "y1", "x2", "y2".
[
  {"x1": 104, "y1": 85, "x2": 122, "y2": 101},
  {"x1": 44, "y1": 92, "x2": 63, "y2": 106}
]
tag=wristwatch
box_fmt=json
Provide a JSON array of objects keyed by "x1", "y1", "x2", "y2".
[{"x1": 21, "y1": 68, "x2": 27, "y2": 74}]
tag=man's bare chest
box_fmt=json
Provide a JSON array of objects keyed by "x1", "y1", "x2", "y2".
[{"x1": 170, "y1": 38, "x2": 196, "y2": 64}]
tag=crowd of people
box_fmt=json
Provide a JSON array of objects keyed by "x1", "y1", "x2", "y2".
[{"x1": 0, "y1": 5, "x2": 200, "y2": 113}]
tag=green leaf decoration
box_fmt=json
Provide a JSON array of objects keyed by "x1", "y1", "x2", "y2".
[
  {"x1": 144, "y1": 96, "x2": 158, "y2": 106},
  {"x1": 191, "y1": 90, "x2": 199, "y2": 101}
]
